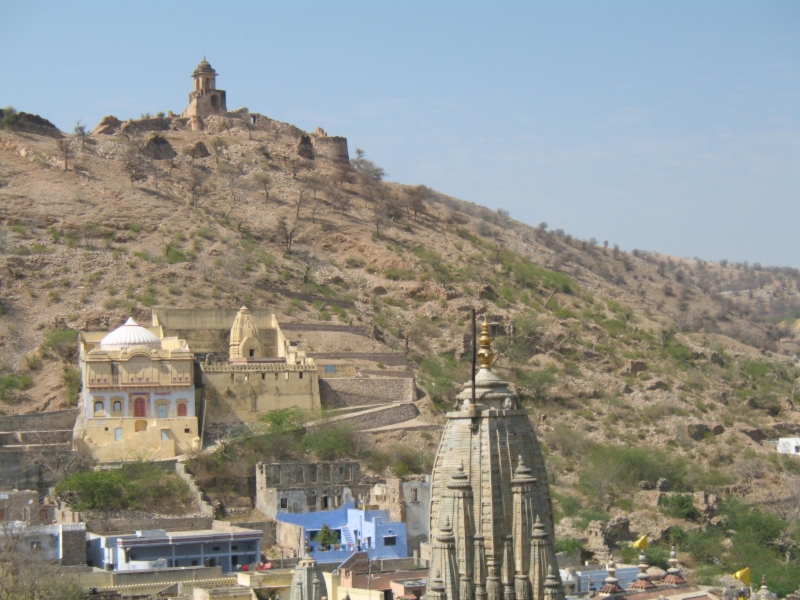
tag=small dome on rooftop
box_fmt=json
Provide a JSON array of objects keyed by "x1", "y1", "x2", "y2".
[
  {"x1": 100, "y1": 317, "x2": 161, "y2": 351},
  {"x1": 192, "y1": 58, "x2": 217, "y2": 76}
]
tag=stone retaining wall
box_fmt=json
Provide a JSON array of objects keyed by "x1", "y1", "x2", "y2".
[
  {"x1": 0, "y1": 409, "x2": 79, "y2": 432},
  {"x1": 329, "y1": 402, "x2": 420, "y2": 430},
  {"x1": 309, "y1": 352, "x2": 408, "y2": 366},
  {"x1": 320, "y1": 378, "x2": 416, "y2": 408}
]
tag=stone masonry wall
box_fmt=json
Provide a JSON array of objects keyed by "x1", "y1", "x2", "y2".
[
  {"x1": 320, "y1": 378, "x2": 415, "y2": 408},
  {"x1": 61, "y1": 529, "x2": 88, "y2": 565},
  {"x1": 330, "y1": 402, "x2": 420, "y2": 430},
  {"x1": 0, "y1": 409, "x2": 78, "y2": 432},
  {"x1": 84, "y1": 516, "x2": 214, "y2": 534}
]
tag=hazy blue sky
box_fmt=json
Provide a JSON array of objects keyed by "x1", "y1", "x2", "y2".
[{"x1": 2, "y1": 1, "x2": 798, "y2": 266}]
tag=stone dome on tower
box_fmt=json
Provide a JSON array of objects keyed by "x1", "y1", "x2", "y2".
[
  {"x1": 99, "y1": 317, "x2": 161, "y2": 351},
  {"x1": 192, "y1": 58, "x2": 217, "y2": 76}
]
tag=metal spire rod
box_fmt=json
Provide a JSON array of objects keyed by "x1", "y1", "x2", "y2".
[{"x1": 472, "y1": 308, "x2": 477, "y2": 405}]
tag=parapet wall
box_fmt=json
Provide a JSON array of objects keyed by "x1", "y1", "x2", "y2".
[
  {"x1": 312, "y1": 136, "x2": 349, "y2": 163},
  {"x1": 319, "y1": 378, "x2": 416, "y2": 408},
  {"x1": 84, "y1": 516, "x2": 215, "y2": 534}
]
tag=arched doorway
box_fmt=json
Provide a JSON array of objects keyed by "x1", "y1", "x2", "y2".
[{"x1": 134, "y1": 420, "x2": 147, "y2": 433}]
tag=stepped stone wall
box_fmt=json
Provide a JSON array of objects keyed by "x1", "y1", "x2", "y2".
[
  {"x1": 329, "y1": 402, "x2": 420, "y2": 430},
  {"x1": 0, "y1": 409, "x2": 78, "y2": 432},
  {"x1": 319, "y1": 377, "x2": 416, "y2": 408}
]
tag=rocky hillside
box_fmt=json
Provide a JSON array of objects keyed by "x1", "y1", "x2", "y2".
[{"x1": 2, "y1": 108, "x2": 799, "y2": 587}]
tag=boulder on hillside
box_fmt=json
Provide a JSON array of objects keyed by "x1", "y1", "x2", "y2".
[
  {"x1": 711, "y1": 423, "x2": 726, "y2": 435},
  {"x1": 185, "y1": 141, "x2": 211, "y2": 159},
  {"x1": 687, "y1": 423, "x2": 710, "y2": 441},
  {"x1": 628, "y1": 360, "x2": 647, "y2": 373},
  {"x1": 657, "y1": 478, "x2": 670, "y2": 491},
  {"x1": 741, "y1": 427, "x2": 768, "y2": 443},
  {"x1": 93, "y1": 115, "x2": 122, "y2": 135},
  {"x1": 622, "y1": 384, "x2": 634, "y2": 394},
  {"x1": 140, "y1": 134, "x2": 176, "y2": 160}
]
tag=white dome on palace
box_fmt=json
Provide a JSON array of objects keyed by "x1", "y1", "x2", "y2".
[{"x1": 100, "y1": 318, "x2": 161, "y2": 351}]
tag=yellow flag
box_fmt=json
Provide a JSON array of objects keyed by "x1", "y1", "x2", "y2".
[
  {"x1": 733, "y1": 567, "x2": 751, "y2": 586},
  {"x1": 632, "y1": 534, "x2": 648, "y2": 550}
]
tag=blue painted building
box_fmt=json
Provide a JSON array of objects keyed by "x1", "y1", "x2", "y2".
[
  {"x1": 87, "y1": 526, "x2": 263, "y2": 572},
  {"x1": 276, "y1": 502, "x2": 407, "y2": 563}
]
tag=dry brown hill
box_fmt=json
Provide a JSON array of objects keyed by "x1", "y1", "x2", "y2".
[{"x1": 1, "y1": 110, "x2": 799, "y2": 490}]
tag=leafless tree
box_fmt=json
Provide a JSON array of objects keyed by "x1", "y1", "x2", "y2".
[
  {"x1": 294, "y1": 188, "x2": 307, "y2": 220},
  {"x1": 209, "y1": 136, "x2": 227, "y2": 164},
  {"x1": 372, "y1": 203, "x2": 389, "y2": 235},
  {"x1": 254, "y1": 172, "x2": 272, "y2": 203},
  {"x1": 310, "y1": 198, "x2": 324, "y2": 224},
  {"x1": 187, "y1": 165, "x2": 209, "y2": 210},
  {"x1": 122, "y1": 146, "x2": 147, "y2": 187},
  {"x1": 56, "y1": 137, "x2": 74, "y2": 171},
  {"x1": 277, "y1": 216, "x2": 300, "y2": 253},
  {"x1": 217, "y1": 161, "x2": 247, "y2": 219},
  {"x1": 403, "y1": 185, "x2": 429, "y2": 220}
]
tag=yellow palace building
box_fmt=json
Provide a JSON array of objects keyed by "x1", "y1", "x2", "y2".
[{"x1": 76, "y1": 318, "x2": 201, "y2": 461}]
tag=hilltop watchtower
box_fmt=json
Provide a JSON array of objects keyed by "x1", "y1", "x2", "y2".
[{"x1": 183, "y1": 58, "x2": 227, "y2": 119}]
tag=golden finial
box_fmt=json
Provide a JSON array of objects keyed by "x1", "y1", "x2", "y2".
[{"x1": 476, "y1": 315, "x2": 495, "y2": 368}]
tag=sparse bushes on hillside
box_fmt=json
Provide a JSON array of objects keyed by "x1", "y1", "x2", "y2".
[
  {"x1": 56, "y1": 462, "x2": 192, "y2": 513},
  {"x1": 40, "y1": 328, "x2": 78, "y2": 359}
]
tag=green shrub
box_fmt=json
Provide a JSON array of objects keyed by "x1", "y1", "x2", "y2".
[
  {"x1": 578, "y1": 444, "x2": 687, "y2": 506},
  {"x1": 41, "y1": 329, "x2": 78, "y2": 357},
  {"x1": 56, "y1": 462, "x2": 192, "y2": 513},
  {"x1": 345, "y1": 257, "x2": 365, "y2": 268},
  {"x1": 659, "y1": 494, "x2": 701, "y2": 521},
  {"x1": 63, "y1": 367, "x2": 81, "y2": 404},
  {"x1": 0, "y1": 372, "x2": 34, "y2": 402},
  {"x1": 554, "y1": 537, "x2": 584, "y2": 554},
  {"x1": 384, "y1": 268, "x2": 416, "y2": 281}
]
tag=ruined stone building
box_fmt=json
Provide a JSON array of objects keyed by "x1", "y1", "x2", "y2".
[
  {"x1": 425, "y1": 319, "x2": 565, "y2": 600},
  {"x1": 183, "y1": 58, "x2": 227, "y2": 120},
  {"x1": 255, "y1": 460, "x2": 371, "y2": 519},
  {"x1": 369, "y1": 476, "x2": 430, "y2": 552},
  {"x1": 77, "y1": 318, "x2": 200, "y2": 461}
]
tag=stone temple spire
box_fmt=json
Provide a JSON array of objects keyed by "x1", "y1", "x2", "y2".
[
  {"x1": 425, "y1": 319, "x2": 564, "y2": 600},
  {"x1": 660, "y1": 546, "x2": 687, "y2": 585},
  {"x1": 627, "y1": 552, "x2": 657, "y2": 590},
  {"x1": 289, "y1": 552, "x2": 328, "y2": 600}
]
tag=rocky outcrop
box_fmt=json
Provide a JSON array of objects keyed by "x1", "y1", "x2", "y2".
[
  {"x1": 93, "y1": 115, "x2": 123, "y2": 135},
  {"x1": 140, "y1": 133, "x2": 176, "y2": 160}
]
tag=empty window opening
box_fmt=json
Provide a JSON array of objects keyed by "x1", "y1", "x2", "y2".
[
  {"x1": 410, "y1": 488, "x2": 418, "y2": 502},
  {"x1": 383, "y1": 536, "x2": 397, "y2": 546},
  {"x1": 299, "y1": 372, "x2": 303, "y2": 379},
  {"x1": 261, "y1": 373, "x2": 266, "y2": 380},
  {"x1": 280, "y1": 498, "x2": 288, "y2": 509},
  {"x1": 249, "y1": 349, "x2": 255, "y2": 357}
]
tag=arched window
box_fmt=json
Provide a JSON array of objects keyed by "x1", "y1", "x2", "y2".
[
  {"x1": 112, "y1": 400, "x2": 122, "y2": 412},
  {"x1": 133, "y1": 397, "x2": 146, "y2": 417},
  {"x1": 94, "y1": 401, "x2": 104, "y2": 415},
  {"x1": 177, "y1": 403, "x2": 187, "y2": 417}
]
